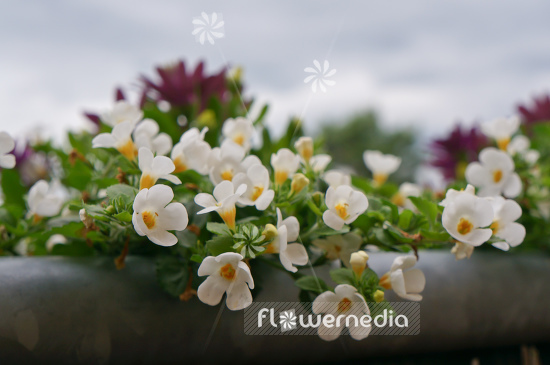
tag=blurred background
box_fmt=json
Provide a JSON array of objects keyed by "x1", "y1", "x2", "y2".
[{"x1": 1, "y1": 0, "x2": 550, "y2": 144}]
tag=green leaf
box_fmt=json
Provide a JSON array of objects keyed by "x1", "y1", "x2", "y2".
[
  {"x1": 351, "y1": 175, "x2": 374, "y2": 194},
  {"x1": 156, "y1": 256, "x2": 189, "y2": 298},
  {"x1": 206, "y1": 235, "x2": 234, "y2": 256},
  {"x1": 398, "y1": 209, "x2": 413, "y2": 230},
  {"x1": 381, "y1": 199, "x2": 399, "y2": 223},
  {"x1": 420, "y1": 229, "x2": 451, "y2": 242},
  {"x1": 50, "y1": 221, "x2": 85, "y2": 238},
  {"x1": 1, "y1": 169, "x2": 26, "y2": 209},
  {"x1": 64, "y1": 160, "x2": 92, "y2": 190},
  {"x1": 190, "y1": 254, "x2": 204, "y2": 263},
  {"x1": 106, "y1": 184, "x2": 138, "y2": 206},
  {"x1": 330, "y1": 268, "x2": 356, "y2": 285},
  {"x1": 295, "y1": 276, "x2": 329, "y2": 294},
  {"x1": 206, "y1": 222, "x2": 230, "y2": 236},
  {"x1": 51, "y1": 241, "x2": 94, "y2": 256},
  {"x1": 409, "y1": 197, "x2": 439, "y2": 228},
  {"x1": 114, "y1": 211, "x2": 133, "y2": 223}
]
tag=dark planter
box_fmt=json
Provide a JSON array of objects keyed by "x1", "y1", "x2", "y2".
[{"x1": 0, "y1": 252, "x2": 549, "y2": 364}]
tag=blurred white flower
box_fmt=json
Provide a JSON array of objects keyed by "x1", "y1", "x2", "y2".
[
  {"x1": 391, "y1": 182, "x2": 422, "y2": 211},
  {"x1": 486, "y1": 196, "x2": 526, "y2": 251},
  {"x1": 132, "y1": 184, "x2": 189, "y2": 246},
  {"x1": 209, "y1": 140, "x2": 261, "y2": 185},
  {"x1": 27, "y1": 180, "x2": 66, "y2": 218},
  {"x1": 507, "y1": 135, "x2": 539, "y2": 165},
  {"x1": 312, "y1": 233, "x2": 362, "y2": 267},
  {"x1": 295, "y1": 137, "x2": 314, "y2": 163},
  {"x1": 440, "y1": 184, "x2": 476, "y2": 207},
  {"x1": 138, "y1": 147, "x2": 181, "y2": 190},
  {"x1": 481, "y1": 116, "x2": 520, "y2": 150},
  {"x1": 232, "y1": 164, "x2": 274, "y2": 211},
  {"x1": 323, "y1": 185, "x2": 368, "y2": 230},
  {"x1": 442, "y1": 192, "x2": 493, "y2": 246},
  {"x1": 310, "y1": 154, "x2": 332, "y2": 173},
  {"x1": 312, "y1": 284, "x2": 371, "y2": 341},
  {"x1": 323, "y1": 170, "x2": 351, "y2": 188},
  {"x1": 264, "y1": 208, "x2": 308, "y2": 273},
  {"x1": 192, "y1": 12, "x2": 225, "y2": 45},
  {"x1": 0, "y1": 131, "x2": 16, "y2": 169},
  {"x1": 171, "y1": 127, "x2": 211, "y2": 174},
  {"x1": 363, "y1": 150, "x2": 401, "y2": 186},
  {"x1": 379, "y1": 255, "x2": 425, "y2": 301},
  {"x1": 195, "y1": 181, "x2": 247, "y2": 230},
  {"x1": 133, "y1": 119, "x2": 173, "y2": 156},
  {"x1": 46, "y1": 234, "x2": 67, "y2": 252},
  {"x1": 304, "y1": 60, "x2": 336, "y2": 93},
  {"x1": 451, "y1": 241, "x2": 475, "y2": 260},
  {"x1": 222, "y1": 117, "x2": 254, "y2": 152},
  {"x1": 465, "y1": 147, "x2": 522, "y2": 197},
  {"x1": 271, "y1": 148, "x2": 301, "y2": 185},
  {"x1": 100, "y1": 101, "x2": 143, "y2": 127},
  {"x1": 92, "y1": 121, "x2": 137, "y2": 160},
  {"x1": 197, "y1": 252, "x2": 254, "y2": 311}
]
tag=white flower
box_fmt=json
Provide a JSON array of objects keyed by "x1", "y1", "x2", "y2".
[
  {"x1": 451, "y1": 241, "x2": 475, "y2": 260},
  {"x1": 304, "y1": 60, "x2": 336, "y2": 93},
  {"x1": 481, "y1": 116, "x2": 520, "y2": 150},
  {"x1": 442, "y1": 192, "x2": 494, "y2": 246},
  {"x1": 323, "y1": 170, "x2": 351, "y2": 188},
  {"x1": 133, "y1": 119, "x2": 173, "y2": 156},
  {"x1": 323, "y1": 185, "x2": 368, "y2": 230},
  {"x1": 197, "y1": 252, "x2": 254, "y2": 310},
  {"x1": 363, "y1": 150, "x2": 401, "y2": 186},
  {"x1": 132, "y1": 184, "x2": 189, "y2": 246},
  {"x1": 295, "y1": 137, "x2": 314, "y2": 162},
  {"x1": 138, "y1": 147, "x2": 181, "y2": 190},
  {"x1": 391, "y1": 183, "x2": 422, "y2": 211},
  {"x1": 486, "y1": 196, "x2": 526, "y2": 251},
  {"x1": 232, "y1": 164, "x2": 274, "y2": 211},
  {"x1": 465, "y1": 147, "x2": 522, "y2": 198},
  {"x1": 507, "y1": 135, "x2": 539, "y2": 165},
  {"x1": 208, "y1": 140, "x2": 261, "y2": 185},
  {"x1": 0, "y1": 131, "x2": 16, "y2": 169},
  {"x1": 310, "y1": 154, "x2": 332, "y2": 173},
  {"x1": 101, "y1": 100, "x2": 143, "y2": 127},
  {"x1": 264, "y1": 208, "x2": 308, "y2": 273},
  {"x1": 440, "y1": 184, "x2": 476, "y2": 207},
  {"x1": 312, "y1": 233, "x2": 363, "y2": 267},
  {"x1": 27, "y1": 180, "x2": 66, "y2": 217},
  {"x1": 379, "y1": 255, "x2": 425, "y2": 301},
  {"x1": 171, "y1": 127, "x2": 211, "y2": 174},
  {"x1": 192, "y1": 12, "x2": 225, "y2": 45},
  {"x1": 92, "y1": 121, "x2": 137, "y2": 160},
  {"x1": 271, "y1": 148, "x2": 301, "y2": 185},
  {"x1": 222, "y1": 117, "x2": 254, "y2": 152},
  {"x1": 46, "y1": 234, "x2": 67, "y2": 252},
  {"x1": 195, "y1": 181, "x2": 247, "y2": 230},
  {"x1": 312, "y1": 284, "x2": 371, "y2": 341}
]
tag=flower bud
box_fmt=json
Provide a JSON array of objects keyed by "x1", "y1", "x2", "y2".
[
  {"x1": 196, "y1": 109, "x2": 217, "y2": 129},
  {"x1": 262, "y1": 224, "x2": 278, "y2": 242},
  {"x1": 312, "y1": 191, "x2": 324, "y2": 207},
  {"x1": 105, "y1": 205, "x2": 116, "y2": 215},
  {"x1": 290, "y1": 173, "x2": 310, "y2": 195},
  {"x1": 79, "y1": 208, "x2": 94, "y2": 229},
  {"x1": 294, "y1": 137, "x2": 314, "y2": 163},
  {"x1": 373, "y1": 290, "x2": 385, "y2": 303},
  {"x1": 350, "y1": 251, "x2": 369, "y2": 277}
]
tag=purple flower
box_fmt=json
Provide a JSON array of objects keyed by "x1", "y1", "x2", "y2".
[
  {"x1": 430, "y1": 124, "x2": 489, "y2": 181},
  {"x1": 518, "y1": 94, "x2": 550, "y2": 126},
  {"x1": 140, "y1": 61, "x2": 227, "y2": 111}
]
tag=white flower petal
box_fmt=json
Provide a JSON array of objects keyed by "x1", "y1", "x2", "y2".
[{"x1": 197, "y1": 276, "x2": 228, "y2": 306}]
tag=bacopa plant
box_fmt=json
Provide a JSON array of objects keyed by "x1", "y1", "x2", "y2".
[{"x1": 0, "y1": 60, "x2": 545, "y2": 342}]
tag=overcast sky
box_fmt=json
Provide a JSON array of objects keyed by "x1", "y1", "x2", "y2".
[{"x1": 1, "y1": 0, "x2": 550, "y2": 142}]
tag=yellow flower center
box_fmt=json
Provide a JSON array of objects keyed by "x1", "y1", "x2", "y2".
[
  {"x1": 337, "y1": 298, "x2": 352, "y2": 313},
  {"x1": 142, "y1": 211, "x2": 157, "y2": 230},
  {"x1": 457, "y1": 217, "x2": 473, "y2": 235},
  {"x1": 220, "y1": 263, "x2": 236, "y2": 281},
  {"x1": 139, "y1": 174, "x2": 157, "y2": 190},
  {"x1": 173, "y1": 156, "x2": 188, "y2": 173},
  {"x1": 391, "y1": 193, "x2": 405, "y2": 207},
  {"x1": 490, "y1": 221, "x2": 499, "y2": 234},
  {"x1": 373, "y1": 173, "x2": 388, "y2": 186},
  {"x1": 275, "y1": 170, "x2": 288, "y2": 185},
  {"x1": 251, "y1": 185, "x2": 264, "y2": 201},
  {"x1": 335, "y1": 203, "x2": 349, "y2": 220},
  {"x1": 233, "y1": 133, "x2": 245, "y2": 146},
  {"x1": 497, "y1": 138, "x2": 510, "y2": 151},
  {"x1": 493, "y1": 169, "x2": 503, "y2": 183},
  {"x1": 218, "y1": 207, "x2": 236, "y2": 230},
  {"x1": 221, "y1": 169, "x2": 234, "y2": 181},
  {"x1": 117, "y1": 139, "x2": 137, "y2": 160}
]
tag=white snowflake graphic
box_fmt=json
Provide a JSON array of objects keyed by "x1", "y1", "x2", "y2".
[
  {"x1": 279, "y1": 309, "x2": 297, "y2": 332},
  {"x1": 304, "y1": 60, "x2": 336, "y2": 93},
  {"x1": 192, "y1": 12, "x2": 225, "y2": 45}
]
